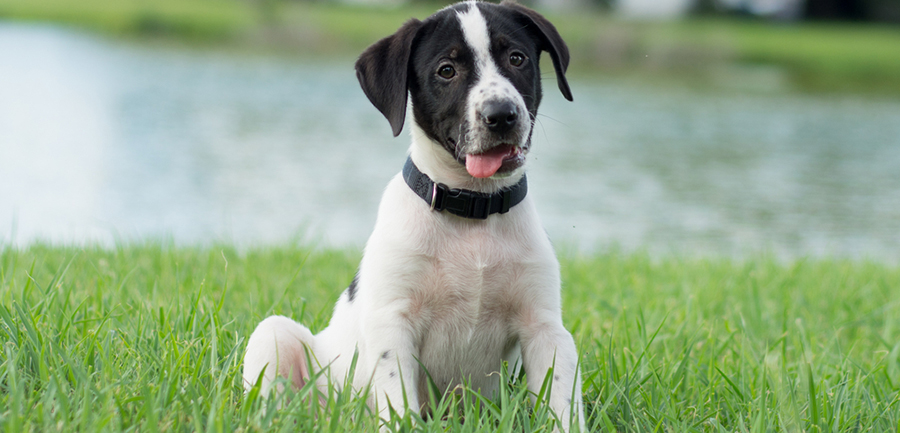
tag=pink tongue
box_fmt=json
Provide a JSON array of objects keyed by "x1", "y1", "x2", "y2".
[{"x1": 466, "y1": 150, "x2": 509, "y2": 178}]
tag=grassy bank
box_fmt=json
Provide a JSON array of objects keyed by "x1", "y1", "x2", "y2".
[
  {"x1": 1, "y1": 244, "x2": 899, "y2": 431},
  {"x1": 2, "y1": 0, "x2": 900, "y2": 94}
]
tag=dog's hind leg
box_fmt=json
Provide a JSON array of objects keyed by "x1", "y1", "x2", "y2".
[{"x1": 243, "y1": 315, "x2": 316, "y2": 396}]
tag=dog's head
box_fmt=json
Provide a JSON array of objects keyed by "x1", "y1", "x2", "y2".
[{"x1": 356, "y1": 0, "x2": 571, "y2": 180}]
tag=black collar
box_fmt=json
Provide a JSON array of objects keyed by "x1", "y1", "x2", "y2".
[{"x1": 402, "y1": 157, "x2": 527, "y2": 220}]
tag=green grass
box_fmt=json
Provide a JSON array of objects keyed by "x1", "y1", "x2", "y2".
[
  {"x1": 2, "y1": 0, "x2": 900, "y2": 93},
  {"x1": 2, "y1": 243, "x2": 899, "y2": 431}
]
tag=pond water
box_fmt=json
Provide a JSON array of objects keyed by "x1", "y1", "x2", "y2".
[{"x1": 2, "y1": 22, "x2": 899, "y2": 260}]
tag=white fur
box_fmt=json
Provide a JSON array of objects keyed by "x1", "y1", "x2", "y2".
[
  {"x1": 457, "y1": 4, "x2": 531, "y2": 155},
  {"x1": 243, "y1": 3, "x2": 584, "y2": 431}
]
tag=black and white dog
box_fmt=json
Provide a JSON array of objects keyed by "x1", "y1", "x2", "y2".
[{"x1": 243, "y1": 0, "x2": 583, "y2": 430}]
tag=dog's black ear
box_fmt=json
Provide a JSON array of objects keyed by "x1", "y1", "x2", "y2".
[
  {"x1": 500, "y1": 0, "x2": 573, "y2": 102},
  {"x1": 355, "y1": 18, "x2": 424, "y2": 137}
]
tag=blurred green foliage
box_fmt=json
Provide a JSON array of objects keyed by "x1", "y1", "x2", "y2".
[
  {"x1": 2, "y1": 0, "x2": 900, "y2": 93},
  {"x1": 0, "y1": 0, "x2": 255, "y2": 38}
]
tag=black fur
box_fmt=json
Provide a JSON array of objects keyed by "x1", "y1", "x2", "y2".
[
  {"x1": 355, "y1": 18, "x2": 423, "y2": 137},
  {"x1": 500, "y1": 0, "x2": 572, "y2": 102},
  {"x1": 346, "y1": 272, "x2": 360, "y2": 302},
  {"x1": 354, "y1": 1, "x2": 571, "y2": 150},
  {"x1": 407, "y1": 7, "x2": 473, "y2": 158}
]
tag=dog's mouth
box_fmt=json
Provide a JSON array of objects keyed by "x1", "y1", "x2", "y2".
[{"x1": 464, "y1": 144, "x2": 524, "y2": 178}]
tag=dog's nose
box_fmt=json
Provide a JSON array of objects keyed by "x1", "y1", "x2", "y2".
[{"x1": 480, "y1": 101, "x2": 518, "y2": 133}]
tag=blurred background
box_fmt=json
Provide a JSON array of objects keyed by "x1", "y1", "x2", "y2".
[{"x1": 0, "y1": 0, "x2": 898, "y2": 260}]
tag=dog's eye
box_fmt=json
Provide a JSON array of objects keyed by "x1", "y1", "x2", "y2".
[
  {"x1": 509, "y1": 52, "x2": 525, "y2": 67},
  {"x1": 437, "y1": 64, "x2": 456, "y2": 79}
]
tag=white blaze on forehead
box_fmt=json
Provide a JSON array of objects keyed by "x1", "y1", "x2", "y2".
[
  {"x1": 455, "y1": 2, "x2": 531, "y2": 158},
  {"x1": 456, "y1": 3, "x2": 494, "y2": 73}
]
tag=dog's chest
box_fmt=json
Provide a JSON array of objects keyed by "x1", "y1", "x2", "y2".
[
  {"x1": 359, "y1": 177, "x2": 556, "y2": 388},
  {"x1": 407, "y1": 222, "x2": 527, "y2": 378},
  {"x1": 413, "y1": 223, "x2": 522, "y2": 320}
]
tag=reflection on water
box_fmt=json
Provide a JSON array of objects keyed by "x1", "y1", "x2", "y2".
[{"x1": 1, "y1": 23, "x2": 899, "y2": 260}]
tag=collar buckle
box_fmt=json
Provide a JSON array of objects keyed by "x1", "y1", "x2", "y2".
[{"x1": 431, "y1": 183, "x2": 492, "y2": 220}]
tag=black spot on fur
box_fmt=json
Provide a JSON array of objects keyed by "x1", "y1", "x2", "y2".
[
  {"x1": 389, "y1": 371, "x2": 397, "y2": 378},
  {"x1": 381, "y1": 351, "x2": 391, "y2": 360},
  {"x1": 554, "y1": 374, "x2": 560, "y2": 381},
  {"x1": 346, "y1": 272, "x2": 360, "y2": 302}
]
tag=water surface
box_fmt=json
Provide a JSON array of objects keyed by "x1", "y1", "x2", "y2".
[{"x1": 2, "y1": 23, "x2": 899, "y2": 260}]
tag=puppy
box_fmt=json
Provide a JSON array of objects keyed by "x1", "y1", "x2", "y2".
[{"x1": 243, "y1": 0, "x2": 583, "y2": 430}]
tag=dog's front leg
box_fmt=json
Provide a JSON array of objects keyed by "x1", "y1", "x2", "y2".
[
  {"x1": 363, "y1": 309, "x2": 420, "y2": 422},
  {"x1": 520, "y1": 316, "x2": 585, "y2": 432}
]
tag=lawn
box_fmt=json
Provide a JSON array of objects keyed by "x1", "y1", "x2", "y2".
[{"x1": 2, "y1": 244, "x2": 898, "y2": 431}]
